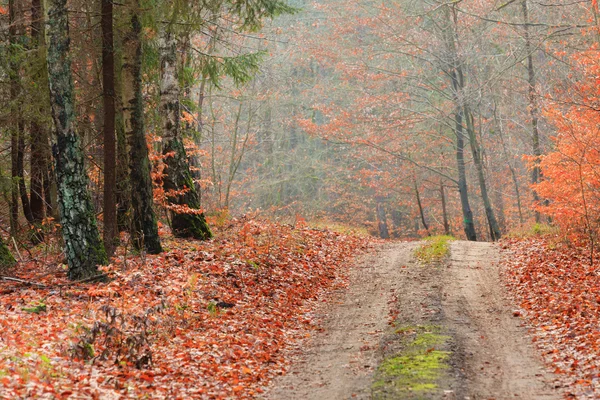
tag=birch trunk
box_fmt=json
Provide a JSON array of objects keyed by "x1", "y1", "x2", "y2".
[{"x1": 46, "y1": 0, "x2": 107, "y2": 279}]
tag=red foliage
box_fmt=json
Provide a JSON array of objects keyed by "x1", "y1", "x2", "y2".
[
  {"x1": 502, "y1": 237, "x2": 600, "y2": 398},
  {"x1": 0, "y1": 219, "x2": 373, "y2": 398}
]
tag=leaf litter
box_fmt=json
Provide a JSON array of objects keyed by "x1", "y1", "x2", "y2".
[{"x1": 0, "y1": 218, "x2": 373, "y2": 399}]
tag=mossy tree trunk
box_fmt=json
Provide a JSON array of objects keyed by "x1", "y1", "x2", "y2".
[
  {"x1": 0, "y1": 237, "x2": 16, "y2": 268},
  {"x1": 46, "y1": 0, "x2": 107, "y2": 280},
  {"x1": 122, "y1": 0, "x2": 162, "y2": 254},
  {"x1": 160, "y1": 31, "x2": 212, "y2": 240}
]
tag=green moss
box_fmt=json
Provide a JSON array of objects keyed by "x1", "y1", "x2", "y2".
[
  {"x1": 372, "y1": 326, "x2": 451, "y2": 399},
  {"x1": 414, "y1": 235, "x2": 455, "y2": 264}
]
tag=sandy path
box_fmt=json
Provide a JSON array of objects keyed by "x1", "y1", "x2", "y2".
[
  {"x1": 444, "y1": 241, "x2": 559, "y2": 399},
  {"x1": 265, "y1": 241, "x2": 560, "y2": 400},
  {"x1": 266, "y1": 243, "x2": 417, "y2": 399}
]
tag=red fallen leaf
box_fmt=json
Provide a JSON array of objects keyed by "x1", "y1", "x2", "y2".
[{"x1": 139, "y1": 373, "x2": 154, "y2": 382}]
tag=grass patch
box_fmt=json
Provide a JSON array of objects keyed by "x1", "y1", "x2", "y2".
[
  {"x1": 309, "y1": 220, "x2": 370, "y2": 237},
  {"x1": 506, "y1": 223, "x2": 558, "y2": 239},
  {"x1": 414, "y1": 235, "x2": 455, "y2": 264},
  {"x1": 372, "y1": 325, "x2": 451, "y2": 399}
]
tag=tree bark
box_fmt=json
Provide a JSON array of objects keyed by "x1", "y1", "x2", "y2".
[
  {"x1": 46, "y1": 0, "x2": 107, "y2": 280},
  {"x1": 122, "y1": 0, "x2": 163, "y2": 254},
  {"x1": 160, "y1": 30, "x2": 212, "y2": 240},
  {"x1": 102, "y1": 0, "x2": 117, "y2": 257}
]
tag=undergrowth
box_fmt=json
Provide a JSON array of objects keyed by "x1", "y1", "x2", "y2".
[{"x1": 506, "y1": 223, "x2": 558, "y2": 239}]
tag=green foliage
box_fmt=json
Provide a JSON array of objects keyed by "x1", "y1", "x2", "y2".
[
  {"x1": 228, "y1": 0, "x2": 299, "y2": 31},
  {"x1": 414, "y1": 235, "x2": 455, "y2": 264},
  {"x1": 202, "y1": 51, "x2": 266, "y2": 88}
]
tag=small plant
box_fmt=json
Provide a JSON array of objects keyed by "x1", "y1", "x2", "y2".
[
  {"x1": 70, "y1": 303, "x2": 165, "y2": 369},
  {"x1": 207, "y1": 301, "x2": 218, "y2": 317},
  {"x1": 22, "y1": 298, "x2": 47, "y2": 314},
  {"x1": 414, "y1": 235, "x2": 455, "y2": 264},
  {"x1": 246, "y1": 260, "x2": 260, "y2": 270}
]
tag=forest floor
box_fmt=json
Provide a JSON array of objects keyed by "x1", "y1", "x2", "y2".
[{"x1": 265, "y1": 240, "x2": 561, "y2": 399}]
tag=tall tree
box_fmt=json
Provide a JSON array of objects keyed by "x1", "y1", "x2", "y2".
[
  {"x1": 46, "y1": 0, "x2": 107, "y2": 279},
  {"x1": 122, "y1": 0, "x2": 162, "y2": 254},
  {"x1": 160, "y1": 28, "x2": 212, "y2": 240},
  {"x1": 30, "y1": 0, "x2": 52, "y2": 228},
  {"x1": 102, "y1": 0, "x2": 117, "y2": 257},
  {"x1": 522, "y1": 0, "x2": 542, "y2": 223},
  {"x1": 8, "y1": 0, "x2": 21, "y2": 236}
]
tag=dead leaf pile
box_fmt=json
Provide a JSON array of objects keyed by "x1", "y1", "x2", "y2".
[
  {"x1": 0, "y1": 219, "x2": 373, "y2": 399},
  {"x1": 502, "y1": 237, "x2": 600, "y2": 398}
]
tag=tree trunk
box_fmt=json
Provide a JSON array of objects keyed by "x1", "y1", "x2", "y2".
[
  {"x1": 414, "y1": 179, "x2": 430, "y2": 235},
  {"x1": 102, "y1": 0, "x2": 117, "y2": 257},
  {"x1": 495, "y1": 106, "x2": 525, "y2": 225},
  {"x1": 454, "y1": 105, "x2": 477, "y2": 241},
  {"x1": 115, "y1": 50, "x2": 131, "y2": 232},
  {"x1": 376, "y1": 198, "x2": 390, "y2": 239},
  {"x1": 443, "y1": 5, "x2": 477, "y2": 242},
  {"x1": 122, "y1": 0, "x2": 162, "y2": 254},
  {"x1": 46, "y1": 0, "x2": 107, "y2": 280},
  {"x1": 160, "y1": 30, "x2": 212, "y2": 240},
  {"x1": 440, "y1": 181, "x2": 450, "y2": 235},
  {"x1": 30, "y1": 0, "x2": 50, "y2": 227},
  {"x1": 522, "y1": 0, "x2": 542, "y2": 223},
  {"x1": 464, "y1": 109, "x2": 502, "y2": 241},
  {"x1": 9, "y1": 0, "x2": 20, "y2": 237},
  {"x1": 444, "y1": 4, "x2": 500, "y2": 241},
  {"x1": 17, "y1": 128, "x2": 34, "y2": 224}
]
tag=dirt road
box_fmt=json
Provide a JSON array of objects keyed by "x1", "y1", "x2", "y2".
[{"x1": 265, "y1": 240, "x2": 560, "y2": 400}]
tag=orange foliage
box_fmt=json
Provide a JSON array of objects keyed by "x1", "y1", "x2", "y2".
[{"x1": 536, "y1": 45, "x2": 600, "y2": 248}]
